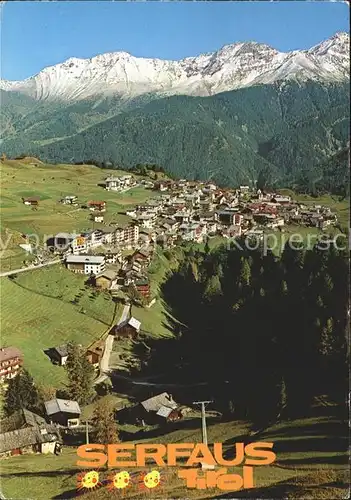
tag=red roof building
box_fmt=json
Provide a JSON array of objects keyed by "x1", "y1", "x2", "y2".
[{"x1": 88, "y1": 201, "x2": 106, "y2": 212}]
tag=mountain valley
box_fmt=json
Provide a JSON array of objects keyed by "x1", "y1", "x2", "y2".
[{"x1": 0, "y1": 33, "x2": 349, "y2": 193}]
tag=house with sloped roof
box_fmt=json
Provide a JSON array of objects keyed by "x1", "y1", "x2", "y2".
[
  {"x1": 44, "y1": 398, "x2": 81, "y2": 427},
  {"x1": 95, "y1": 269, "x2": 118, "y2": 290},
  {"x1": 50, "y1": 344, "x2": 69, "y2": 366},
  {"x1": 88, "y1": 200, "x2": 106, "y2": 212},
  {"x1": 65, "y1": 254, "x2": 105, "y2": 275},
  {"x1": 0, "y1": 409, "x2": 61, "y2": 459},
  {"x1": 86, "y1": 340, "x2": 104, "y2": 368},
  {"x1": 131, "y1": 248, "x2": 151, "y2": 265},
  {"x1": 116, "y1": 392, "x2": 182, "y2": 426},
  {"x1": 141, "y1": 392, "x2": 177, "y2": 412},
  {"x1": 113, "y1": 317, "x2": 141, "y2": 339},
  {"x1": 139, "y1": 393, "x2": 182, "y2": 424},
  {"x1": 1, "y1": 409, "x2": 48, "y2": 433}
]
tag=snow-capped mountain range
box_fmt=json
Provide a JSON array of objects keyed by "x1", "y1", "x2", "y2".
[{"x1": 1, "y1": 32, "x2": 349, "y2": 102}]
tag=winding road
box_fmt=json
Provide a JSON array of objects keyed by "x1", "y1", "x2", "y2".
[
  {"x1": 0, "y1": 258, "x2": 61, "y2": 277},
  {"x1": 94, "y1": 303, "x2": 130, "y2": 385}
]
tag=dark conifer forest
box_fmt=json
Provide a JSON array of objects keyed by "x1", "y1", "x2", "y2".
[
  {"x1": 1, "y1": 81, "x2": 349, "y2": 194},
  {"x1": 138, "y1": 240, "x2": 349, "y2": 427}
]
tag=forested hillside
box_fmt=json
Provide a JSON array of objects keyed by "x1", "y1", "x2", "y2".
[
  {"x1": 1, "y1": 81, "x2": 349, "y2": 193},
  {"x1": 139, "y1": 240, "x2": 349, "y2": 427}
]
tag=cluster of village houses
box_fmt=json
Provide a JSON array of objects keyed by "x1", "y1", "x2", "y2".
[
  {"x1": 58, "y1": 175, "x2": 339, "y2": 251},
  {"x1": 2, "y1": 174, "x2": 338, "y2": 459},
  {"x1": 43, "y1": 175, "x2": 338, "y2": 297}
]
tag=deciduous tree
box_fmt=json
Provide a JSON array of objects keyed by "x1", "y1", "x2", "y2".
[{"x1": 92, "y1": 399, "x2": 119, "y2": 444}]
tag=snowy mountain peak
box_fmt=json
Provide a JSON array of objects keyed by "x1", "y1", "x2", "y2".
[
  {"x1": 308, "y1": 31, "x2": 349, "y2": 55},
  {"x1": 1, "y1": 32, "x2": 349, "y2": 102},
  {"x1": 330, "y1": 31, "x2": 349, "y2": 42},
  {"x1": 64, "y1": 57, "x2": 85, "y2": 65}
]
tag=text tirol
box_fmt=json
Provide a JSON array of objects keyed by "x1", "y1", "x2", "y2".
[{"x1": 76, "y1": 442, "x2": 276, "y2": 468}]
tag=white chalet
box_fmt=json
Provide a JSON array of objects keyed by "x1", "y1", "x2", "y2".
[{"x1": 66, "y1": 255, "x2": 105, "y2": 275}]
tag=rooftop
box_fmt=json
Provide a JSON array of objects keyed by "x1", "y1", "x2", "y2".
[
  {"x1": 0, "y1": 346, "x2": 23, "y2": 363},
  {"x1": 0, "y1": 425, "x2": 60, "y2": 454},
  {"x1": 66, "y1": 255, "x2": 105, "y2": 264},
  {"x1": 0, "y1": 409, "x2": 47, "y2": 433},
  {"x1": 156, "y1": 406, "x2": 174, "y2": 418},
  {"x1": 141, "y1": 392, "x2": 178, "y2": 413},
  {"x1": 105, "y1": 176, "x2": 122, "y2": 182},
  {"x1": 96, "y1": 270, "x2": 117, "y2": 280},
  {"x1": 128, "y1": 317, "x2": 141, "y2": 330},
  {"x1": 135, "y1": 278, "x2": 149, "y2": 286},
  {"x1": 44, "y1": 398, "x2": 81, "y2": 416},
  {"x1": 53, "y1": 344, "x2": 69, "y2": 358},
  {"x1": 134, "y1": 248, "x2": 150, "y2": 258},
  {"x1": 116, "y1": 317, "x2": 141, "y2": 332}
]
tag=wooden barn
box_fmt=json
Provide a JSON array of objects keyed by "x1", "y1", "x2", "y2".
[
  {"x1": 50, "y1": 344, "x2": 69, "y2": 366},
  {"x1": 86, "y1": 341, "x2": 104, "y2": 368},
  {"x1": 0, "y1": 409, "x2": 61, "y2": 459},
  {"x1": 116, "y1": 392, "x2": 182, "y2": 426},
  {"x1": 114, "y1": 317, "x2": 141, "y2": 339},
  {"x1": 44, "y1": 399, "x2": 81, "y2": 427},
  {"x1": 95, "y1": 270, "x2": 118, "y2": 290}
]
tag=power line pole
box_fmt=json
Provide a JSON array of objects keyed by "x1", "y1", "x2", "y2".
[
  {"x1": 193, "y1": 400, "x2": 213, "y2": 445},
  {"x1": 85, "y1": 420, "x2": 89, "y2": 445}
]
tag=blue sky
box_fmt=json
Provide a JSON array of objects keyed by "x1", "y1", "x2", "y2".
[{"x1": 1, "y1": 1, "x2": 349, "y2": 81}]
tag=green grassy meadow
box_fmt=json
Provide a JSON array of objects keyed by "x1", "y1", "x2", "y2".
[
  {"x1": 0, "y1": 265, "x2": 121, "y2": 386},
  {"x1": 131, "y1": 247, "x2": 184, "y2": 338},
  {"x1": 12, "y1": 265, "x2": 117, "y2": 326},
  {"x1": 0, "y1": 159, "x2": 147, "y2": 386},
  {"x1": 0, "y1": 159, "x2": 160, "y2": 388},
  {"x1": 0, "y1": 159, "x2": 154, "y2": 272},
  {"x1": 132, "y1": 299, "x2": 174, "y2": 339}
]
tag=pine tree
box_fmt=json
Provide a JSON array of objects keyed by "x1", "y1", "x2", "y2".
[
  {"x1": 204, "y1": 237, "x2": 210, "y2": 254},
  {"x1": 320, "y1": 318, "x2": 334, "y2": 356},
  {"x1": 190, "y1": 260, "x2": 199, "y2": 282},
  {"x1": 92, "y1": 399, "x2": 119, "y2": 444},
  {"x1": 277, "y1": 378, "x2": 287, "y2": 418},
  {"x1": 4, "y1": 369, "x2": 39, "y2": 415},
  {"x1": 204, "y1": 275, "x2": 222, "y2": 300},
  {"x1": 216, "y1": 263, "x2": 224, "y2": 279},
  {"x1": 239, "y1": 257, "x2": 251, "y2": 287},
  {"x1": 65, "y1": 342, "x2": 95, "y2": 405},
  {"x1": 316, "y1": 295, "x2": 324, "y2": 308},
  {"x1": 314, "y1": 317, "x2": 321, "y2": 329},
  {"x1": 323, "y1": 273, "x2": 334, "y2": 292},
  {"x1": 0, "y1": 385, "x2": 6, "y2": 419}
]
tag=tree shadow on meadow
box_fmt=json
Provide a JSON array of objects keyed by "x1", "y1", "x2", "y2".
[{"x1": 119, "y1": 415, "x2": 221, "y2": 443}]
